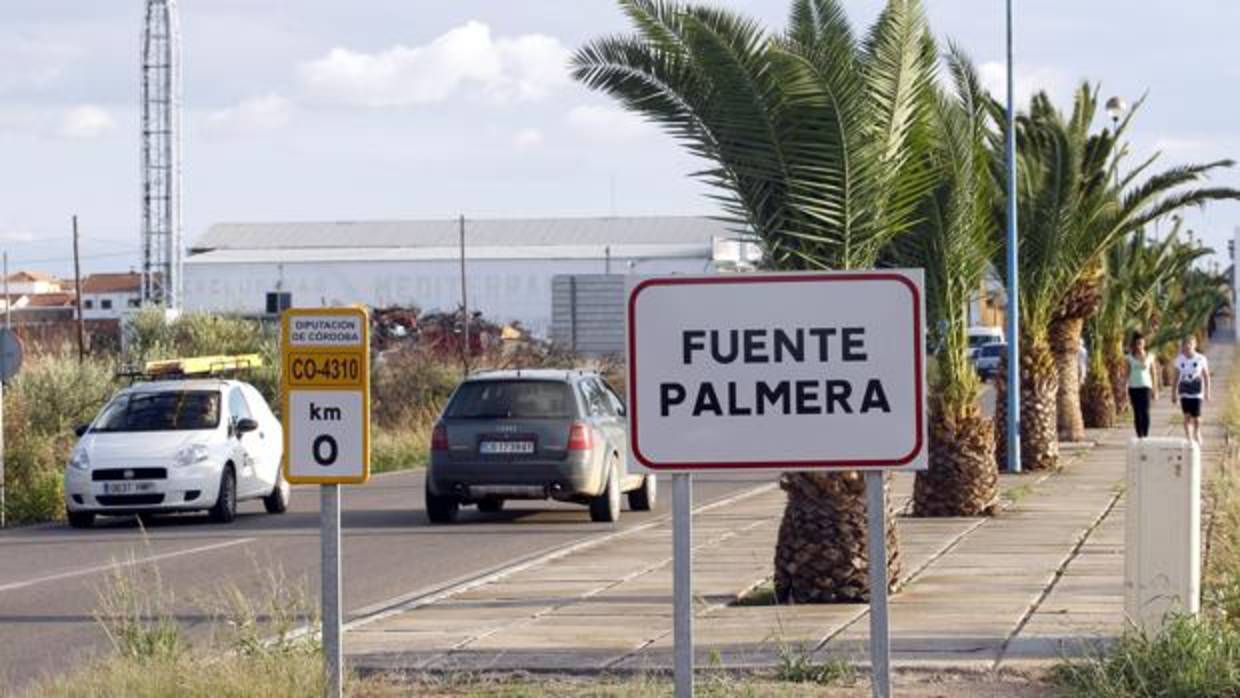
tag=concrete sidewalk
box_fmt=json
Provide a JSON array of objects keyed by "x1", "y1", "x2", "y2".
[{"x1": 346, "y1": 344, "x2": 1231, "y2": 676}]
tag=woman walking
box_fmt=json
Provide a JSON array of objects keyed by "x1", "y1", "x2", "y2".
[
  {"x1": 1172, "y1": 334, "x2": 1211, "y2": 445},
  {"x1": 1126, "y1": 332, "x2": 1158, "y2": 438}
]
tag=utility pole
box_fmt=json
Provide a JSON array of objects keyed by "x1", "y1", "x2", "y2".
[
  {"x1": 459, "y1": 215, "x2": 470, "y2": 374},
  {"x1": 73, "y1": 215, "x2": 86, "y2": 362},
  {"x1": 3, "y1": 252, "x2": 10, "y2": 329}
]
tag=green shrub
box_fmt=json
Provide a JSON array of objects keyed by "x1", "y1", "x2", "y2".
[
  {"x1": 370, "y1": 348, "x2": 461, "y2": 428},
  {"x1": 3, "y1": 351, "x2": 116, "y2": 523},
  {"x1": 124, "y1": 309, "x2": 281, "y2": 405},
  {"x1": 371, "y1": 408, "x2": 439, "y2": 473}
]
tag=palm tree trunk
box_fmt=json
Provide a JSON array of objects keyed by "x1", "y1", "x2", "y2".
[
  {"x1": 914, "y1": 396, "x2": 997, "y2": 516},
  {"x1": 1106, "y1": 344, "x2": 1128, "y2": 417},
  {"x1": 1050, "y1": 316, "x2": 1087, "y2": 442},
  {"x1": 994, "y1": 335, "x2": 1060, "y2": 471},
  {"x1": 1081, "y1": 366, "x2": 1115, "y2": 428},
  {"x1": 774, "y1": 471, "x2": 900, "y2": 603}
]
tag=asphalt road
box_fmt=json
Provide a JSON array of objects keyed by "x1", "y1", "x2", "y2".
[{"x1": 0, "y1": 469, "x2": 773, "y2": 690}]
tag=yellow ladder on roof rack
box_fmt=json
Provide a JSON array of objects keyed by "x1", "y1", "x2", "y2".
[{"x1": 144, "y1": 354, "x2": 263, "y2": 377}]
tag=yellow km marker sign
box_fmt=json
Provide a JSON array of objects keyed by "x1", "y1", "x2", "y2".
[{"x1": 281, "y1": 307, "x2": 371, "y2": 485}]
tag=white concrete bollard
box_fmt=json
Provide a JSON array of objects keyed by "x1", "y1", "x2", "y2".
[{"x1": 1124, "y1": 437, "x2": 1201, "y2": 635}]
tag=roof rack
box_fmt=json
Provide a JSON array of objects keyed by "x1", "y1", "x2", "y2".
[{"x1": 117, "y1": 354, "x2": 264, "y2": 383}]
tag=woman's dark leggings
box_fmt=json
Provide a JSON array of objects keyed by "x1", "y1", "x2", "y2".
[{"x1": 1129, "y1": 387, "x2": 1152, "y2": 437}]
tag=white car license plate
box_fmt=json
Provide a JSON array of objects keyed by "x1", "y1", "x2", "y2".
[
  {"x1": 480, "y1": 441, "x2": 535, "y2": 455},
  {"x1": 102, "y1": 482, "x2": 157, "y2": 495}
]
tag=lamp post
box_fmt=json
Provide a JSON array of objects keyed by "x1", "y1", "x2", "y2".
[
  {"x1": 1105, "y1": 96, "x2": 1127, "y2": 129},
  {"x1": 1106, "y1": 96, "x2": 1126, "y2": 189},
  {"x1": 1004, "y1": 0, "x2": 1021, "y2": 473}
]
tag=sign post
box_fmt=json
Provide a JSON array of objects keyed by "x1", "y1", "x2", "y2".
[
  {"x1": 672, "y1": 472, "x2": 693, "y2": 698},
  {"x1": 625, "y1": 272, "x2": 926, "y2": 698},
  {"x1": 281, "y1": 307, "x2": 370, "y2": 698}
]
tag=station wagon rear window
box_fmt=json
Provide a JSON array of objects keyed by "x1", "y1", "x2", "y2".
[
  {"x1": 445, "y1": 380, "x2": 574, "y2": 419},
  {"x1": 91, "y1": 391, "x2": 222, "y2": 432}
]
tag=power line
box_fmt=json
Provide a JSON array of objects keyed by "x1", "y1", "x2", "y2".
[{"x1": 7, "y1": 250, "x2": 140, "y2": 266}]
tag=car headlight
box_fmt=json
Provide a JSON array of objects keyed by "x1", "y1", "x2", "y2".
[
  {"x1": 174, "y1": 443, "x2": 211, "y2": 467},
  {"x1": 68, "y1": 449, "x2": 90, "y2": 471}
]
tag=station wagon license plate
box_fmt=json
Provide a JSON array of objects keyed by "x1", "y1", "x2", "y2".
[
  {"x1": 479, "y1": 441, "x2": 535, "y2": 455},
  {"x1": 102, "y1": 482, "x2": 157, "y2": 495}
]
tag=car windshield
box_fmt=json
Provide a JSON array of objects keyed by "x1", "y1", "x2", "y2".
[
  {"x1": 968, "y1": 334, "x2": 999, "y2": 348},
  {"x1": 91, "y1": 390, "x2": 222, "y2": 432},
  {"x1": 445, "y1": 380, "x2": 574, "y2": 419}
]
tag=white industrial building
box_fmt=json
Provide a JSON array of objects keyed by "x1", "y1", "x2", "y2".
[{"x1": 184, "y1": 216, "x2": 758, "y2": 335}]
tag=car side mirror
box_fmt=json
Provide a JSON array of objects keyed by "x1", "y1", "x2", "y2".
[
  {"x1": 74, "y1": 424, "x2": 90, "y2": 437},
  {"x1": 235, "y1": 418, "x2": 259, "y2": 435}
]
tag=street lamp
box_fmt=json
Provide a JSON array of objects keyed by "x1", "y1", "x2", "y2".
[
  {"x1": 1004, "y1": 0, "x2": 1021, "y2": 474},
  {"x1": 1106, "y1": 96, "x2": 1126, "y2": 189},
  {"x1": 1105, "y1": 96, "x2": 1128, "y2": 129}
]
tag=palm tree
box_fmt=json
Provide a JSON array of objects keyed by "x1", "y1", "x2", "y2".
[
  {"x1": 992, "y1": 86, "x2": 1239, "y2": 469},
  {"x1": 1083, "y1": 228, "x2": 1208, "y2": 427},
  {"x1": 891, "y1": 49, "x2": 998, "y2": 516},
  {"x1": 1149, "y1": 261, "x2": 1230, "y2": 350},
  {"x1": 572, "y1": 0, "x2": 938, "y2": 602}
]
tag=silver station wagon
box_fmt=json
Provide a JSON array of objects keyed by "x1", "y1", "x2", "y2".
[{"x1": 425, "y1": 369, "x2": 655, "y2": 523}]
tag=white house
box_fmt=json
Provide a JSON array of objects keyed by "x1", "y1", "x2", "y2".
[
  {"x1": 184, "y1": 216, "x2": 759, "y2": 335},
  {"x1": 79, "y1": 272, "x2": 143, "y2": 321},
  {"x1": 4, "y1": 270, "x2": 62, "y2": 296}
]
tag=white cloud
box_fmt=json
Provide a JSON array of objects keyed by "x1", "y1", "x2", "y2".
[
  {"x1": 206, "y1": 93, "x2": 294, "y2": 136},
  {"x1": 978, "y1": 61, "x2": 1071, "y2": 107},
  {"x1": 58, "y1": 104, "x2": 115, "y2": 140},
  {"x1": 513, "y1": 127, "x2": 544, "y2": 151},
  {"x1": 0, "y1": 33, "x2": 77, "y2": 95},
  {"x1": 297, "y1": 21, "x2": 570, "y2": 108},
  {"x1": 0, "y1": 230, "x2": 34, "y2": 243},
  {"x1": 1151, "y1": 137, "x2": 1210, "y2": 158},
  {"x1": 565, "y1": 105, "x2": 655, "y2": 142}
]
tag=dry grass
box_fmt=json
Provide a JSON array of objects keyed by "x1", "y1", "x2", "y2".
[{"x1": 20, "y1": 653, "x2": 404, "y2": 698}]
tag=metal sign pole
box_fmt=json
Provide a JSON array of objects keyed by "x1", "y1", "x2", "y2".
[
  {"x1": 322, "y1": 483, "x2": 342, "y2": 698},
  {"x1": 865, "y1": 471, "x2": 892, "y2": 698},
  {"x1": 0, "y1": 378, "x2": 5, "y2": 529},
  {"x1": 673, "y1": 472, "x2": 694, "y2": 698}
]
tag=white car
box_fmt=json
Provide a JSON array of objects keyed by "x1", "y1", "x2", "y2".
[{"x1": 64, "y1": 378, "x2": 289, "y2": 528}]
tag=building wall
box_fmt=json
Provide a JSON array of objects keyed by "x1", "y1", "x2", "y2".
[
  {"x1": 184, "y1": 256, "x2": 709, "y2": 334},
  {"x1": 81, "y1": 291, "x2": 141, "y2": 320},
  {"x1": 6, "y1": 280, "x2": 59, "y2": 295}
]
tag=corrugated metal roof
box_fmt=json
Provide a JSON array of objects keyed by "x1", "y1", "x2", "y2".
[
  {"x1": 185, "y1": 243, "x2": 713, "y2": 265},
  {"x1": 191, "y1": 215, "x2": 741, "y2": 251}
]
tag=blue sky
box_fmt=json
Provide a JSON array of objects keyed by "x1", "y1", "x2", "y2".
[{"x1": 1, "y1": 0, "x2": 1237, "y2": 278}]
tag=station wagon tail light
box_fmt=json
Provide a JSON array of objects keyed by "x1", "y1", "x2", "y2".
[
  {"x1": 431, "y1": 423, "x2": 449, "y2": 451},
  {"x1": 568, "y1": 422, "x2": 593, "y2": 450}
]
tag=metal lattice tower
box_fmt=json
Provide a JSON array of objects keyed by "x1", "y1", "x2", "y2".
[{"x1": 141, "y1": 0, "x2": 182, "y2": 308}]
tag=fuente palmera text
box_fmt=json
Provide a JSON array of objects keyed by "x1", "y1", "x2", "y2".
[{"x1": 660, "y1": 327, "x2": 891, "y2": 417}]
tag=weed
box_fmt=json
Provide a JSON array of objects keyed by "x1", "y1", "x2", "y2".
[
  {"x1": 773, "y1": 642, "x2": 854, "y2": 685},
  {"x1": 1003, "y1": 482, "x2": 1037, "y2": 504},
  {"x1": 92, "y1": 550, "x2": 184, "y2": 661},
  {"x1": 198, "y1": 558, "x2": 319, "y2": 657},
  {"x1": 1051, "y1": 615, "x2": 1240, "y2": 697},
  {"x1": 734, "y1": 579, "x2": 778, "y2": 607}
]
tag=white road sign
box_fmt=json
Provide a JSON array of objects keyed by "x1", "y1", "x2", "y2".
[
  {"x1": 282, "y1": 307, "x2": 370, "y2": 484},
  {"x1": 626, "y1": 271, "x2": 927, "y2": 472}
]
